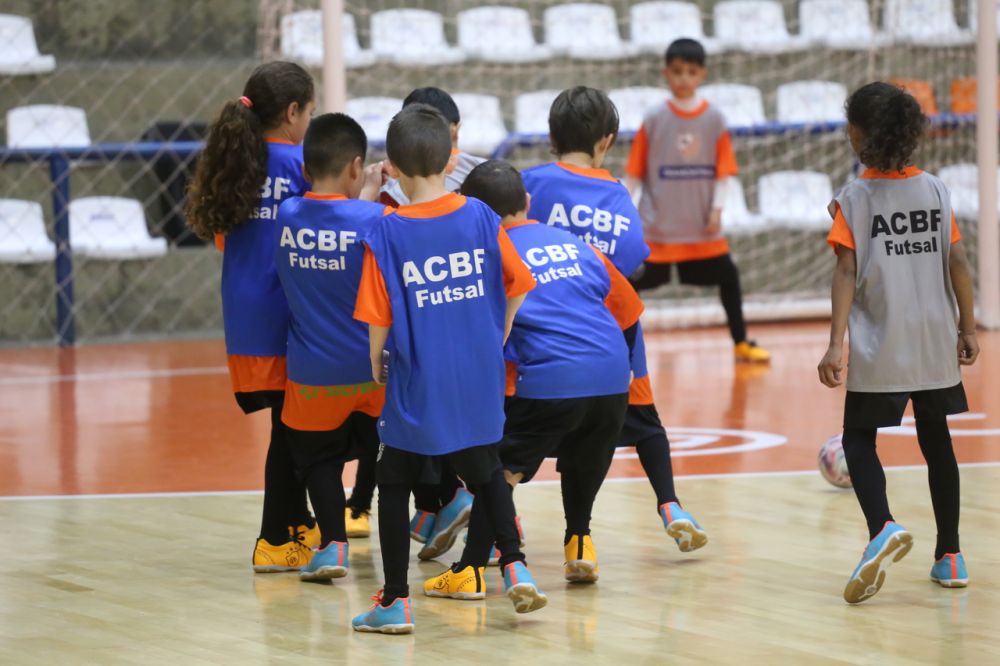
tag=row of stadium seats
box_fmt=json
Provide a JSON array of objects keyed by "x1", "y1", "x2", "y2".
[{"x1": 280, "y1": 0, "x2": 999, "y2": 69}]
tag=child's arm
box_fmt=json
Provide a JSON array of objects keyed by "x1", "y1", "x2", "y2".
[
  {"x1": 818, "y1": 245, "x2": 856, "y2": 387},
  {"x1": 504, "y1": 294, "x2": 527, "y2": 344},
  {"x1": 705, "y1": 177, "x2": 729, "y2": 235},
  {"x1": 368, "y1": 324, "x2": 390, "y2": 384},
  {"x1": 949, "y1": 241, "x2": 980, "y2": 366},
  {"x1": 497, "y1": 227, "x2": 536, "y2": 344},
  {"x1": 624, "y1": 175, "x2": 642, "y2": 199},
  {"x1": 359, "y1": 161, "x2": 386, "y2": 202}
]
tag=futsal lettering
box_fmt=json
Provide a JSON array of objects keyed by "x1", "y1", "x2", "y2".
[
  {"x1": 402, "y1": 249, "x2": 488, "y2": 309},
  {"x1": 522, "y1": 242, "x2": 584, "y2": 285},
  {"x1": 546, "y1": 203, "x2": 632, "y2": 238},
  {"x1": 871, "y1": 208, "x2": 943, "y2": 257},
  {"x1": 279, "y1": 226, "x2": 357, "y2": 271}
]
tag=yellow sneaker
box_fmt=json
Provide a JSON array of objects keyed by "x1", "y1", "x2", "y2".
[
  {"x1": 253, "y1": 538, "x2": 313, "y2": 573},
  {"x1": 345, "y1": 508, "x2": 371, "y2": 539},
  {"x1": 734, "y1": 340, "x2": 771, "y2": 363},
  {"x1": 290, "y1": 523, "x2": 321, "y2": 550},
  {"x1": 423, "y1": 565, "x2": 486, "y2": 600},
  {"x1": 564, "y1": 534, "x2": 599, "y2": 583}
]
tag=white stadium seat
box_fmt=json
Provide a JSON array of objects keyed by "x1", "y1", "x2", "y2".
[
  {"x1": 0, "y1": 14, "x2": 55, "y2": 76},
  {"x1": 700, "y1": 83, "x2": 766, "y2": 127},
  {"x1": 799, "y1": 0, "x2": 892, "y2": 50},
  {"x1": 775, "y1": 80, "x2": 847, "y2": 124},
  {"x1": 69, "y1": 197, "x2": 168, "y2": 260},
  {"x1": 0, "y1": 199, "x2": 55, "y2": 263},
  {"x1": 939, "y1": 163, "x2": 1000, "y2": 219},
  {"x1": 544, "y1": 4, "x2": 639, "y2": 60},
  {"x1": 6, "y1": 105, "x2": 90, "y2": 148},
  {"x1": 452, "y1": 93, "x2": 508, "y2": 156},
  {"x1": 457, "y1": 7, "x2": 553, "y2": 63},
  {"x1": 629, "y1": 2, "x2": 722, "y2": 55},
  {"x1": 515, "y1": 89, "x2": 561, "y2": 135},
  {"x1": 609, "y1": 87, "x2": 668, "y2": 133},
  {"x1": 713, "y1": 1, "x2": 810, "y2": 53},
  {"x1": 370, "y1": 9, "x2": 465, "y2": 67},
  {"x1": 884, "y1": 0, "x2": 973, "y2": 47},
  {"x1": 279, "y1": 10, "x2": 376, "y2": 69},
  {"x1": 758, "y1": 171, "x2": 834, "y2": 230},
  {"x1": 720, "y1": 178, "x2": 768, "y2": 235},
  {"x1": 345, "y1": 97, "x2": 402, "y2": 144}
]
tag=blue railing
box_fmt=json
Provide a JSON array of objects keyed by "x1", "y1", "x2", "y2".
[{"x1": 0, "y1": 113, "x2": 979, "y2": 346}]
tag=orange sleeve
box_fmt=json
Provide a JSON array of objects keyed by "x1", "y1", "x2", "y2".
[
  {"x1": 504, "y1": 360, "x2": 518, "y2": 397},
  {"x1": 591, "y1": 246, "x2": 644, "y2": 330},
  {"x1": 826, "y1": 204, "x2": 856, "y2": 251},
  {"x1": 624, "y1": 124, "x2": 649, "y2": 180},
  {"x1": 214, "y1": 234, "x2": 225, "y2": 252},
  {"x1": 715, "y1": 131, "x2": 738, "y2": 179},
  {"x1": 498, "y1": 228, "x2": 536, "y2": 299},
  {"x1": 951, "y1": 211, "x2": 961, "y2": 244},
  {"x1": 353, "y1": 247, "x2": 393, "y2": 327}
]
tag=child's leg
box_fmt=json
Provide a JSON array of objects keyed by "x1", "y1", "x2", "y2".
[
  {"x1": 436, "y1": 465, "x2": 465, "y2": 508},
  {"x1": 914, "y1": 416, "x2": 960, "y2": 559},
  {"x1": 259, "y1": 406, "x2": 303, "y2": 544},
  {"x1": 626, "y1": 404, "x2": 679, "y2": 505},
  {"x1": 347, "y1": 449, "x2": 377, "y2": 515},
  {"x1": 377, "y1": 481, "x2": 412, "y2": 604},
  {"x1": 841, "y1": 427, "x2": 893, "y2": 539},
  {"x1": 677, "y1": 255, "x2": 747, "y2": 344},
  {"x1": 449, "y1": 448, "x2": 525, "y2": 568},
  {"x1": 630, "y1": 261, "x2": 673, "y2": 292},
  {"x1": 412, "y1": 484, "x2": 442, "y2": 514}
]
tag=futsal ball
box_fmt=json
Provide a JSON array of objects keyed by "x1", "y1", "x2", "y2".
[{"x1": 818, "y1": 435, "x2": 852, "y2": 489}]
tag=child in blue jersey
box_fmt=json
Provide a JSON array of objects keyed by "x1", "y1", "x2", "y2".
[
  {"x1": 273, "y1": 113, "x2": 387, "y2": 582},
  {"x1": 523, "y1": 87, "x2": 709, "y2": 555},
  {"x1": 186, "y1": 62, "x2": 320, "y2": 572},
  {"x1": 350, "y1": 105, "x2": 545, "y2": 634},
  {"x1": 422, "y1": 160, "x2": 642, "y2": 597}
]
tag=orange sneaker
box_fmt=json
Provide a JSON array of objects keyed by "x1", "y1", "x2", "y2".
[
  {"x1": 253, "y1": 538, "x2": 313, "y2": 573},
  {"x1": 290, "y1": 523, "x2": 321, "y2": 550},
  {"x1": 734, "y1": 340, "x2": 771, "y2": 363}
]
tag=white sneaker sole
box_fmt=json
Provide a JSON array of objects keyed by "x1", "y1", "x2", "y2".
[
  {"x1": 352, "y1": 623, "x2": 414, "y2": 635},
  {"x1": 666, "y1": 519, "x2": 708, "y2": 553},
  {"x1": 930, "y1": 576, "x2": 969, "y2": 588},
  {"x1": 253, "y1": 565, "x2": 301, "y2": 573},
  {"x1": 843, "y1": 530, "x2": 913, "y2": 604},
  {"x1": 506, "y1": 583, "x2": 548, "y2": 613},
  {"x1": 564, "y1": 560, "x2": 599, "y2": 583},
  {"x1": 418, "y1": 505, "x2": 472, "y2": 560},
  {"x1": 299, "y1": 565, "x2": 348, "y2": 581},
  {"x1": 424, "y1": 589, "x2": 485, "y2": 600}
]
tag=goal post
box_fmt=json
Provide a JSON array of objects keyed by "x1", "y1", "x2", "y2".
[{"x1": 975, "y1": 0, "x2": 1000, "y2": 329}]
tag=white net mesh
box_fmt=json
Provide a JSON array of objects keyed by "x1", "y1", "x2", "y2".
[{"x1": 0, "y1": 0, "x2": 991, "y2": 343}]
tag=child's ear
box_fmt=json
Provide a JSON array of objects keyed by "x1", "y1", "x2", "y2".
[
  {"x1": 524, "y1": 192, "x2": 532, "y2": 217},
  {"x1": 350, "y1": 155, "x2": 364, "y2": 180},
  {"x1": 301, "y1": 163, "x2": 313, "y2": 184},
  {"x1": 451, "y1": 122, "x2": 461, "y2": 146},
  {"x1": 286, "y1": 101, "x2": 300, "y2": 125},
  {"x1": 384, "y1": 160, "x2": 400, "y2": 179}
]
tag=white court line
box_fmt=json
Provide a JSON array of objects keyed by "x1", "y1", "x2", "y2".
[
  {"x1": 3, "y1": 461, "x2": 997, "y2": 502},
  {"x1": 0, "y1": 366, "x2": 229, "y2": 386}
]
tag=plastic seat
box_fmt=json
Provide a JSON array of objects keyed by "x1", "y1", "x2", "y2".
[
  {"x1": 457, "y1": 7, "x2": 553, "y2": 63},
  {"x1": 888, "y1": 79, "x2": 939, "y2": 116},
  {"x1": 700, "y1": 83, "x2": 766, "y2": 127},
  {"x1": 713, "y1": 1, "x2": 810, "y2": 53},
  {"x1": 543, "y1": 4, "x2": 639, "y2": 60},
  {"x1": 515, "y1": 89, "x2": 561, "y2": 135},
  {"x1": 452, "y1": 93, "x2": 508, "y2": 156},
  {"x1": 609, "y1": 87, "x2": 668, "y2": 133},
  {"x1": 629, "y1": 2, "x2": 722, "y2": 55},
  {"x1": 0, "y1": 14, "x2": 55, "y2": 75},
  {"x1": 279, "y1": 10, "x2": 376, "y2": 69},
  {"x1": 0, "y1": 199, "x2": 55, "y2": 263},
  {"x1": 69, "y1": 197, "x2": 168, "y2": 260},
  {"x1": 720, "y1": 178, "x2": 768, "y2": 235},
  {"x1": 775, "y1": 81, "x2": 847, "y2": 124},
  {"x1": 758, "y1": 171, "x2": 834, "y2": 230},
  {"x1": 6, "y1": 105, "x2": 90, "y2": 148},
  {"x1": 345, "y1": 97, "x2": 402, "y2": 144},
  {"x1": 799, "y1": 0, "x2": 892, "y2": 50},
  {"x1": 949, "y1": 77, "x2": 1000, "y2": 114},
  {"x1": 884, "y1": 0, "x2": 973, "y2": 47},
  {"x1": 370, "y1": 9, "x2": 465, "y2": 67}
]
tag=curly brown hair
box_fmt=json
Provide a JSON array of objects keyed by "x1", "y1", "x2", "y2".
[
  {"x1": 185, "y1": 62, "x2": 313, "y2": 239},
  {"x1": 846, "y1": 82, "x2": 926, "y2": 173}
]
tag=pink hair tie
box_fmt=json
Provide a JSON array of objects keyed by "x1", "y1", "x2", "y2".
[{"x1": 239, "y1": 96, "x2": 253, "y2": 108}]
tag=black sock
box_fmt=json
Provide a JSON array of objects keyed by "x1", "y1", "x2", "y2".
[
  {"x1": 915, "y1": 417, "x2": 961, "y2": 559},
  {"x1": 377, "y1": 482, "x2": 411, "y2": 605},
  {"x1": 304, "y1": 460, "x2": 347, "y2": 548},
  {"x1": 561, "y1": 467, "x2": 598, "y2": 543},
  {"x1": 347, "y1": 449, "x2": 377, "y2": 515},
  {"x1": 635, "y1": 431, "x2": 679, "y2": 506},
  {"x1": 259, "y1": 410, "x2": 300, "y2": 545},
  {"x1": 841, "y1": 427, "x2": 893, "y2": 540}
]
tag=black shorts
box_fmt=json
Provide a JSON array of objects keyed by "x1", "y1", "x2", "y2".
[
  {"x1": 616, "y1": 403, "x2": 666, "y2": 447},
  {"x1": 500, "y1": 393, "x2": 628, "y2": 483},
  {"x1": 285, "y1": 413, "x2": 380, "y2": 476},
  {"x1": 844, "y1": 382, "x2": 968, "y2": 429},
  {"x1": 376, "y1": 442, "x2": 501, "y2": 488},
  {"x1": 235, "y1": 390, "x2": 283, "y2": 414},
  {"x1": 631, "y1": 254, "x2": 738, "y2": 291}
]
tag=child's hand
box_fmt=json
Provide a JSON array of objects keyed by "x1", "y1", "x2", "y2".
[
  {"x1": 958, "y1": 332, "x2": 980, "y2": 366},
  {"x1": 705, "y1": 208, "x2": 722, "y2": 236},
  {"x1": 359, "y1": 161, "x2": 385, "y2": 202},
  {"x1": 817, "y1": 345, "x2": 844, "y2": 387}
]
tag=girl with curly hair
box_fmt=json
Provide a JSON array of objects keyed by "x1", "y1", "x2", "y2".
[{"x1": 818, "y1": 81, "x2": 979, "y2": 604}]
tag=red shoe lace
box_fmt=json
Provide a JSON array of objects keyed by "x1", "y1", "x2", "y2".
[{"x1": 370, "y1": 589, "x2": 384, "y2": 607}]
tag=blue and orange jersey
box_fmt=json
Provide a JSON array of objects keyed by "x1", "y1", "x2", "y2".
[
  {"x1": 353, "y1": 193, "x2": 535, "y2": 455},
  {"x1": 521, "y1": 161, "x2": 649, "y2": 278},
  {"x1": 503, "y1": 219, "x2": 642, "y2": 399}
]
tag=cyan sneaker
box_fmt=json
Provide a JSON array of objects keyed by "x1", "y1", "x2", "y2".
[{"x1": 843, "y1": 521, "x2": 913, "y2": 604}]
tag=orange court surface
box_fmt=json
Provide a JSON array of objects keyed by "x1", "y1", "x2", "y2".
[{"x1": 1, "y1": 322, "x2": 999, "y2": 664}]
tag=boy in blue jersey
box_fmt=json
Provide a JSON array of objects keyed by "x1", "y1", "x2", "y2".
[
  {"x1": 351, "y1": 105, "x2": 546, "y2": 634},
  {"x1": 274, "y1": 113, "x2": 386, "y2": 581},
  {"x1": 523, "y1": 87, "x2": 709, "y2": 556},
  {"x1": 423, "y1": 160, "x2": 642, "y2": 597}
]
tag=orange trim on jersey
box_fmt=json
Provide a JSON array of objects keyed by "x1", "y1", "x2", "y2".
[
  {"x1": 590, "y1": 246, "x2": 644, "y2": 330},
  {"x1": 951, "y1": 212, "x2": 961, "y2": 244},
  {"x1": 624, "y1": 124, "x2": 649, "y2": 180},
  {"x1": 395, "y1": 193, "x2": 466, "y2": 219},
  {"x1": 265, "y1": 137, "x2": 296, "y2": 145},
  {"x1": 354, "y1": 248, "x2": 393, "y2": 327},
  {"x1": 715, "y1": 131, "x2": 739, "y2": 178},
  {"x1": 629, "y1": 374, "x2": 654, "y2": 406},
  {"x1": 214, "y1": 234, "x2": 225, "y2": 252},
  {"x1": 827, "y1": 204, "x2": 855, "y2": 251},
  {"x1": 646, "y1": 239, "x2": 730, "y2": 263},
  {"x1": 281, "y1": 379, "x2": 385, "y2": 431},
  {"x1": 667, "y1": 99, "x2": 709, "y2": 120},
  {"x1": 861, "y1": 166, "x2": 923, "y2": 180},
  {"x1": 555, "y1": 162, "x2": 619, "y2": 184},
  {"x1": 505, "y1": 360, "x2": 518, "y2": 397},
  {"x1": 502, "y1": 218, "x2": 537, "y2": 231},
  {"x1": 227, "y1": 355, "x2": 287, "y2": 394},
  {"x1": 499, "y1": 227, "x2": 537, "y2": 298},
  {"x1": 303, "y1": 192, "x2": 348, "y2": 201}
]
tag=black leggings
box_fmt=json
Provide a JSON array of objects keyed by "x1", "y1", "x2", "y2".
[
  {"x1": 258, "y1": 406, "x2": 312, "y2": 545},
  {"x1": 631, "y1": 256, "x2": 747, "y2": 344},
  {"x1": 841, "y1": 418, "x2": 960, "y2": 559}
]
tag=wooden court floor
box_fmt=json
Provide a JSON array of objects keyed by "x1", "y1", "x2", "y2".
[{"x1": 1, "y1": 322, "x2": 998, "y2": 664}]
